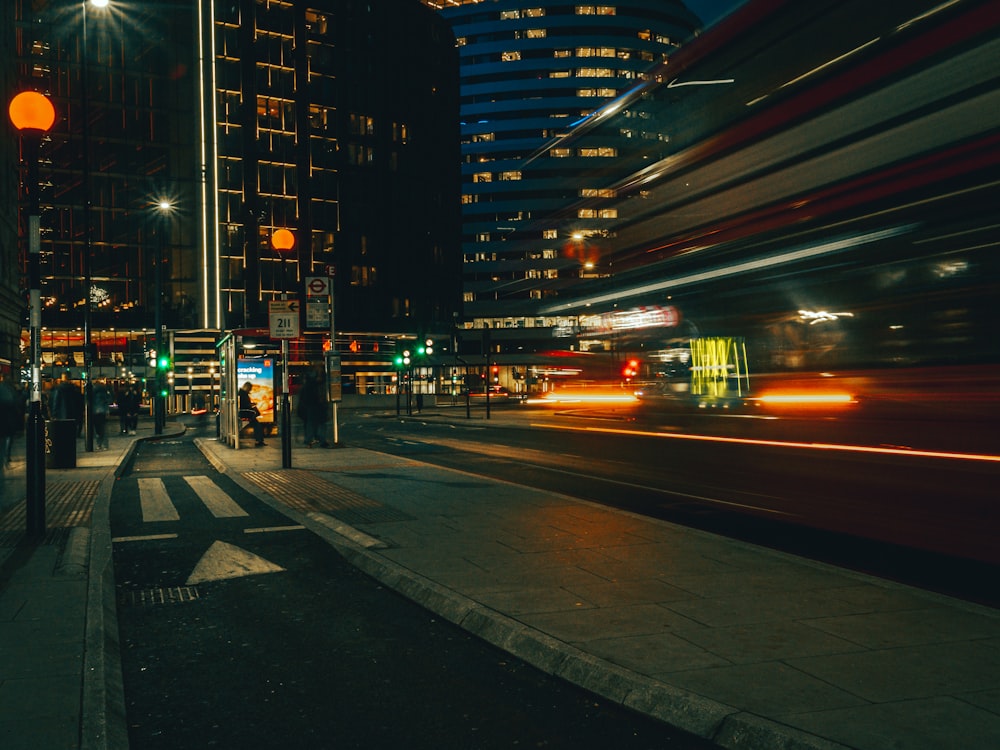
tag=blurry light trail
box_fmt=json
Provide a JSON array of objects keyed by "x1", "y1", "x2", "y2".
[
  {"x1": 753, "y1": 393, "x2": 855, "y2": 405},
  {"x1": 667, "y1": 77, "x2": 734, "y2": 88},
  {"x1": 540, "y1": 226, "x2": 911, "y2": 314},
  {"x1": 526, "y1": 391, "x2": 639, "y2": 405},
  {"x1": 531, "y1": 424, "x2": 1000, "y2": 464}
]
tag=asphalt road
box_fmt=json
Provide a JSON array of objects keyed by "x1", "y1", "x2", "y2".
[
  {"x1": 339, "y1": 405, "x2": 999, "y2": 606},
  {"x1": 110, "y1": 436, "x2": 718, "y2": 749}
]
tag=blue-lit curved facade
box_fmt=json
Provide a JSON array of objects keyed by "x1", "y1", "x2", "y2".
[{"x1": 431, "y1": 1, "x2": 701, "y2": 330}]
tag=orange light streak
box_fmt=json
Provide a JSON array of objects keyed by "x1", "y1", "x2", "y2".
[
  {"x1": 753, "y1": 392, "x2": 856, "y2": 405},
  {"x1": 530, "y1": 423, "x2": 1000, "y2": 463}
]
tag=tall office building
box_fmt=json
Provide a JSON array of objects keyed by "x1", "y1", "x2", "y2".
[
  {"x1": 6, "y1": 0, "x2": 460, "y2": 379},
  {"x1": 427, "y1": 1, "x2": 700, "y2": 341},
  {"x1": 200, "y1": 0, "x2": 461, "y2": 334}
]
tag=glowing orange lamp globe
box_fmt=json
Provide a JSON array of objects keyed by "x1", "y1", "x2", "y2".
[
  {"x1": 8, "y1": 91, "x2": 56, "y2": 133},
  {"x1": 271, "y1": 228, "x2": 295, "y2": 252}
]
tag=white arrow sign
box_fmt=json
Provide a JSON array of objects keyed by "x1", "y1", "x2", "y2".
[{"x1": 186, "y1": 540, "x2": 286, "y2": 585}]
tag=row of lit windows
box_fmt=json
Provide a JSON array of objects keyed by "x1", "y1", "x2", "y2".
[
  {"x1": 471, "y1": 171, "x2": 522, "y2": 182},
  {"x1": 497, "y1": 6, "x2": 616, "y2": 18},
  {"x1": 348, "y1": 113, "x2": 410, "y2": 143},
  {"x1": 500, "y1": 48, "x2": 654, "y2": 63},
  {"x1": 550, "y1": 146, "x2": 618, "y2": 157}
]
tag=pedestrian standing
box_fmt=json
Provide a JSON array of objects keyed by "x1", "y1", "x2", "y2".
[
  {"x1": 51, "y1": 374, "x2": 84, "y2": 435},
  {"x1": 0, "y1": 374, "x2": 18, "y2": 468},
  {"x1": 297, "y1": 366, "x2": 329, "y2": 448},
  {"x1": 92, "y1": 381, "x2": 110, "y2": 450},
  {"x1": 117, "y1": 385, "x2": 136, "y2": 435}
]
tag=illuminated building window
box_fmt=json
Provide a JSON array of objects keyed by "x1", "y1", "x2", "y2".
[
  {"x1": 597, "y1": 6, "x2": 617, "y2": 15},
  {"x1": 456, "y1": 37, "x2": 467, "y2": 46},
  {"x1": 542, "y1": 249, "x2": 557, "y2": 259},
  {"x1": 350, "y1": 113, "x2": 375, "y2": 136},
  {"x1": 550, "y1": 71, "x2": 571, "y2": 78},
  {"x1": 597, "y1": 88, "x2": 616, "y2": 97},
  {"x1": 638, "y1": 29, "x2": 652, "y2": 41},
  {"x1": 351, "y1": 266, "x2": 377, "y2": 287},
  {"x1": 599, "y1": 208, "x2": 618, "y2": 218},
  {"x1": 461, "y1": 194, "x2": 478, "y2": 204},
  {"x1": 525, "y1": 8, "x2": 546, "y2": 17},
  {"x1": 550, "y1": 148, "x2": 572, "y2": 157},
  {"x1": 526, "y1": 28, "x2": 546, "y2": 39},
  {"x1": 501, "y1": 51, "x2": 521, "y2": 62},
  {"x1": 577, "y1": 47, "x2": 595, "y2": 57},
  {"x1": 392, "y1": 121, "x2": 409, "y2": 143},
  {"x1": 499, "y1": 171, "x2": 522, "y2": 181},
  {"x1": 579, "y1": 146, "x2": 617, "y2": 157},
  {"x1": 578, "y1": 208, "x2": 597, "y2": 218},
  {"x1": 542, "y1": 229, "x2": 558, "y2": 239},
  {"x1": 304, "y1": 10, "x2": 329, "y2": 36},
  {"x1": 576, "y1": 6, "x2": 596, "y2": 15},
  {"x1": 577, "y1": 68, "x2": 615, "y2": 78},
  {"x1": 463, "y1": 292, "x2": 475, "y2": 302},
  {"x1": 471, "y1": 132, "x2": 495, "y2": 142},
  {"x1": 577, "y1": 88, "x2": 596, "y2": 97},
  {"x1": 500, "y1": 9, "x2": 521, "y2": 19},
  {"x1": 554, "y1": 49, "x2": 571, "y2": 58},
  {"x1": 477, "y1": 232, "x2": 491, "y2": 242},
  {"x1": 580, "y1": 188, "x2": 617, "y2": 198},
  {"x1": 473, "y1": 172, "x2": 492, "y2": 183}
]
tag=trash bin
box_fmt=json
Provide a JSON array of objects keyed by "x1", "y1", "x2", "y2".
[{"x1": 45, "y1": 419, "x2": 77, "y2": 469}]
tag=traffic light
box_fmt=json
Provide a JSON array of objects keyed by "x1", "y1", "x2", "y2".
[
  {"x1": 491, "y1": 365, "x2": 499, "y2": 383},
  {"x1": 622, "y1": 359, "x2": 640, "y2": 381},
  {"x1": 157, "y1": 354, "x2": 172, "y2": 372}
]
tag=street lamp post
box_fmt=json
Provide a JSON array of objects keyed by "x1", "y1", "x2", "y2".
[
  {"x1": 9, "y1": 91, "x2": 57, "y2": 538},
  {"x1": 154, "y1": 200, "x2": 172, "y2": 434},
  {"x1": 271, "y1": 228, "x2": 295, "y2": 469}
]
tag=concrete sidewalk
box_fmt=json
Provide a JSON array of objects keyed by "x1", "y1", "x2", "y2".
[
  {"x1": 0, "y1": 420, "x2": 184, "y2": 750},
  {"x1": 198, "y1": 431, "x2": 1000, "y2": 750}
]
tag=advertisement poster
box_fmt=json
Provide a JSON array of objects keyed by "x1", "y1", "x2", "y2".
[{"x1": 237, "y1": 357, "x2": 275, "y2": 423}]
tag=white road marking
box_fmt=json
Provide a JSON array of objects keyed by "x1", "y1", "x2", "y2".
[
  {"x1": 186, "y1": 540, "x2": 286, "y2": 585},
  {"x1": 243, "y1": 525, "x2": 305, "y2": 534},
  {"x1": 138, "y1": 477, "x2": 180, "y2": 522},
  {"x1": 184, "y1": 475, "x2": 249, "y2": 518},
  {"x1": 112, "y1": 533, "x2": 179, "y2": 543}
]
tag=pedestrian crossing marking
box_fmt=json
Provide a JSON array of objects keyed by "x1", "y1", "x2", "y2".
[
  {"x1": 184, "y1": 476, "x2": 249, "y2": 518},
  {"x1": 138, "y1": 478, "x2": 180, "y2": 522},
  {"x1": 186, "y1": 540, "x2": 286, "y2": 585}
]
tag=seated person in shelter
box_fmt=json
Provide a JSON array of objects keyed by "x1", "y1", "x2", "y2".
[{"x1": 238, "y1": 381, "x2": 266, "y2": 446}]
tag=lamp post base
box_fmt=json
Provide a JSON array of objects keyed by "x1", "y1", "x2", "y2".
[{"x1": 25, "y1": 404, "x2": 46, "y2": 538}]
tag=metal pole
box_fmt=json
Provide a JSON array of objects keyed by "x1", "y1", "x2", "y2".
[
  {"x1": 82, "y1": 0, "x2": 94, "y2": 452},
  {"x1": 329, "y1": 279, "x2": 338, "y2": 445},
  {"x1": 25, "y1": 136, "x2": 46, "y2": 537},
  {"x1": 280, "y1": 257, "x2": 291, "y2": 468},
  {"x1": 154, "y1": 222, "x2": 164, "y2": 434}
]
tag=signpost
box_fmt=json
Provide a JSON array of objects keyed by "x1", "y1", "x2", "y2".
[{"x1": 268, "y1": 299, "x2": 300, "y2": 339}]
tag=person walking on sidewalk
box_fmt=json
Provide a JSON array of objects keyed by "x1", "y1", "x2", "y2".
[
  {"x1": 297, "y1": 366, "x2": 330, "y2": 448},
  {"x1": 0, "y1": 373, "x2": 20, "y2": 469},
  {"x1": 92, "y1": 380, "x2": 111, "y2": 450},
  {"x1": 119, "y1": 385, "x2": 140, "y2": 435},
  {"x1": 239, "y1": 381, "x2": 266, "y2": 446},
  {"x1": 50, "y1": 373, "x2": 84, "y2": 436}
]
